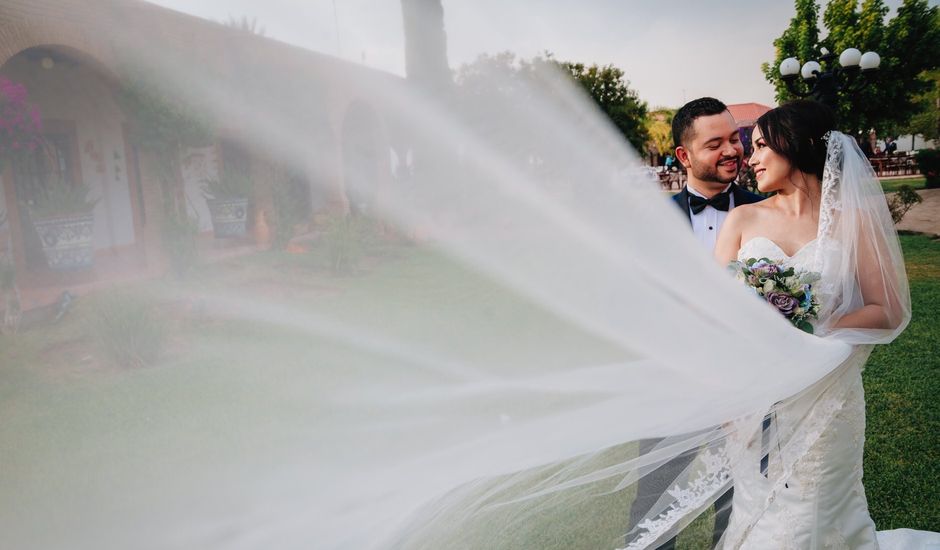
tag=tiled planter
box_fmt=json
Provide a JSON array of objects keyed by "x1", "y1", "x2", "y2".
[
  {"x1": 206, "y1": 197, "x2": 249, "y2": 238},
  {"x1": 32, "y1": 213, "x2": 95, "y2": 270}
]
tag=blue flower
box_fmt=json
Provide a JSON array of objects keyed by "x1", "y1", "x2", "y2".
[{"x1": 800, "y1": 284, "x2": 813, "y2": 309}]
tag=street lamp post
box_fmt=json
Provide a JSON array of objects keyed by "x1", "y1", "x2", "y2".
[{"x1": 778, "y1": 47, "x2": 881, "y2": 112}]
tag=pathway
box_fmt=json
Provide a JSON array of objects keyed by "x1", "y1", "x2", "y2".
[{"x1": 896, "y1": 188, "x2": 940, "y2": 237}]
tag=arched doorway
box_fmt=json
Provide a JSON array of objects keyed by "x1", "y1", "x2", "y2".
[{"x1": 0, "y1": 45, "x2": 143, "y2": 276}]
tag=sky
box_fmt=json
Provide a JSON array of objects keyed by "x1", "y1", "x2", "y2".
[{"x1": 145, "y1": 0, "x2": 920, "y2": 109}]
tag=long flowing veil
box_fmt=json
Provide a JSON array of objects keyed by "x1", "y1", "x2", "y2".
[
  {"x1": 0, "y1": 3, "x2": 908, "y2": 549},
  {"x1": 814, "y1": 131, "x2": 911, "y2": 344}
]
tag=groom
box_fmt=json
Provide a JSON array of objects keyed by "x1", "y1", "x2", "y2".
[
  {"x1": 670, "y1": 97, "x2": 763, "y2": 246},
  {"x1": 628, "y1": 98, "x2": 762, "y2": 550},
  {"x1": 672, "y1": 99, "x2": 764, "y2": 546}
]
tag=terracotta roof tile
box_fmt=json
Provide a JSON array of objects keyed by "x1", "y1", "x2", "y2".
[{"x1": 727, "y1": 103, "x2": 772, "y2": 127}]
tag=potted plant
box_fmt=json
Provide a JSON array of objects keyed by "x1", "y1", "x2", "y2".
[
  {"x1": 28, "y1": 177, "x2": 99, "y2": 270},
  {"x1": 202, "y1": 167, "x2": 252, "y2": 238}
]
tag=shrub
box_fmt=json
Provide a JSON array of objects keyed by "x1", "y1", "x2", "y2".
[
  {"x1": 272, "y1": 169, "x2": 310, "y2": 249},
  {"x1": 92, "y1": 293, "x2": 168, "y2": 368},
  {"x1": 887, "y1": 185, "x2": 924, "y2": 224},
  {"x1": 321, "y1": 213, "x2": 374, "y2": 275},
  {"x1": 914, "y1": 149, "x2": 940, "y2": 189},
  {"x1": 162, "y1": 212, "x2": 200, "y2": 278}
]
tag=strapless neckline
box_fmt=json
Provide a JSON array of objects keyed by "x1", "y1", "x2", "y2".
[{"x1": 738, "y1": 236, "x2": 818, "y2": 260}]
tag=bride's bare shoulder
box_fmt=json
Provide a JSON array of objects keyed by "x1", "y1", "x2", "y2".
[{"x1": 726, "y1": 199, "x2": 769, "y2": 226}]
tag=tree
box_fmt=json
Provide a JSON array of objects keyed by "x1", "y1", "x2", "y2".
[
  {"x1": 880, "y1": 2, "x2": 940, "y2": 136},
  {"x1": 399, "y1": 0, "x2": 454, "y2": 211},
  {"x1": 455, "y1": 53, "x2": 649, "y2": 152},
  {"x1": 645, "y1": 109, "x2": 675, "y2": 157},
  {"x1": 561, "y1": 62, "x2": 649, "y2": 151},
  {"x1": 762, "y1": 0, "x2": 940, "y2": 136},
  {"x1": 906, "y1": 69, "x2": 939, "y2": 141},
  {"x1": 761, "y1": 0, "x2": 820, "y2": 105},
  {"x1": 401, "y1": 0, "x2": 452, "y2": 93}
]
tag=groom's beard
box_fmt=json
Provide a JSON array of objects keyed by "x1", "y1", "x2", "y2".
[{"x1": 690, "y1": 156, "x2": 741, "y2": 185}]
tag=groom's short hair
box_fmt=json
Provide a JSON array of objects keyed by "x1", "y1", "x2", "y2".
[{"x1": 672, "y1": 97, "x2": 729, "y2": 148}]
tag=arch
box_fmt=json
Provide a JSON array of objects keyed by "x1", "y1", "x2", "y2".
[
  {"x1": 0, "y1": 20, "x2": 119, "y2": 80},
  {"x1": 1, "y1": 43, "x2": 141, "y2": 276}
]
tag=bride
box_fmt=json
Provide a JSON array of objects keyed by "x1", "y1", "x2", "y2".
[{"x1": 713, "y1": 100, "x2": 931, "y2": 549}]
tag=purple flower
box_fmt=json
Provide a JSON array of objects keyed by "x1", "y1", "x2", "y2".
[
  {"x1": 766, "y1": 291, "x2": 799, "y2": 317},
  {"x1": 0, "y1": 80, "x2": 27, "y2": 104},
  {"x1": 29, "y1": 107, "x2": 42, "y2": 132},
  {"x1": 750, "y1": 260, "x2": 780, "y2": 278},
  {"x1": 0, "y1": 77, "x2": 42, "y2": 158}
]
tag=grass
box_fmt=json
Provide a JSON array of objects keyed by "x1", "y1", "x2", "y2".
[
  {"x1": 863, "y1": 233, "x2": 940, "y2": 531},
  {"x1": 880, "y1": 176, "x2": 927, "y2": 193},
  {"x1": 0, "y1": 234, "x2": 937, "y2": 547},
  {"x1": 91, "y1": 291, "x2": 168, "y2": 368}
]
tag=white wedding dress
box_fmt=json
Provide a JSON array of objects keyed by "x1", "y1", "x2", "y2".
[{"x1": 722, "y1": 237, "x2": 940, "y2": 550}]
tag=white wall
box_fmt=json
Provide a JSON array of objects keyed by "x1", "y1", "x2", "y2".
[
  {"x1": 895, "y1": 134, "x2": 938, "y2": 153},
  {"x1": 181, "y1": 146, "x2": 220, "y2": 232}
]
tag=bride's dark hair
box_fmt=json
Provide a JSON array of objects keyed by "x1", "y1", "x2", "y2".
[{"x1": 755, "y1": 100, "x2": 836, "y2": 180}]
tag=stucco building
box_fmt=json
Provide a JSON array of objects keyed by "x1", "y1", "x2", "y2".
[{"x1": 0, "y1": 0, "x2": 398, "y2": 313}]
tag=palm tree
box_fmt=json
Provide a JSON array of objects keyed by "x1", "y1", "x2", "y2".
[{"x1": 646, "y1": 109, "x2": 675, "y2": 156}]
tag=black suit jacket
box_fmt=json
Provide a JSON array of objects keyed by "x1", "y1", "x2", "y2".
[{"x1": 671, "y1": 182, "x2": 765, "y2": 224}]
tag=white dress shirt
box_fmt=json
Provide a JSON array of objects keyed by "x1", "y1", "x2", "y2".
[{"x1": 687, "y1": 182, "x2": 735, "y2": 252}]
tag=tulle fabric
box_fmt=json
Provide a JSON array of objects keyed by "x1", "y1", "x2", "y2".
[
  {"x1": 0, "y1": 5, "x2": 909, "y2": 550},
  {"x1": 813, "y1": 131, "x2": 912, "y2": 343}
]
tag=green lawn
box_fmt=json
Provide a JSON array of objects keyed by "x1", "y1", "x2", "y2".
[
  {"x1": 0, "y1": 234, "x2": 937, "y2": 547},
  {"x1": 863, "y1": 233, "x2": 940, "y2": 532},
  {"x1": 881, "y1": 176, "x2": 927, "y2": 193}
]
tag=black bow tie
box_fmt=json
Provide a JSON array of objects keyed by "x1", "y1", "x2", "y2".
[{"x1": 688, "y1": 190, "x2": 731, "y2": 214}]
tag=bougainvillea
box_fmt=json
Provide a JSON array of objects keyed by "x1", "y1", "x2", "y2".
[{"x1": 0, "y1": 77, "x2": 43, "y2": 160}]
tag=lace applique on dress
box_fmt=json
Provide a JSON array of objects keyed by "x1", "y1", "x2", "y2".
[
  {"x1": 722, "y1": 352, "x2": 878, "y2": 550},
  {"x1": 620, "y1": 450, "x2": 731, "y2": 550}
]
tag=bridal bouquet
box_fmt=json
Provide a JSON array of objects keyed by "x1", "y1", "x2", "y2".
[{"x1": 729, "y1": 258, "x2": 821, "y2": 334}]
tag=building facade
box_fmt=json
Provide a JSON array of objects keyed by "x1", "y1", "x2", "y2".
[{"x1": 0, "y1": 0, "x2": 396, "y2": 312}]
